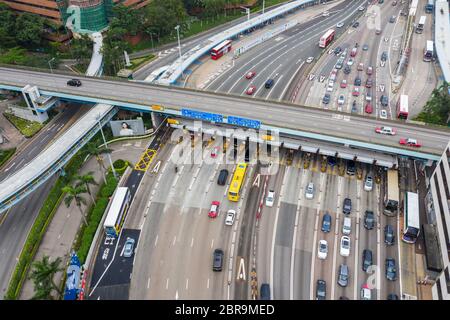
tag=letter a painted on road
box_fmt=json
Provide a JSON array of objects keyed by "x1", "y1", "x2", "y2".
[
  {"x1": 236, "y1": 257, "x2": 246, "y2": 281},
  {"x1": 253, "y1": 174, "x2": 260, "y2": 188},
  {"x1": 152, "y1": 160, "x2": 161, "y2": 174}
]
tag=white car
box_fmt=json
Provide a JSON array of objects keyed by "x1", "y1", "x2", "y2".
[
  {"x1": 380, "y1": 109, "x2": 388, "y2": 119},
  {"x1": 322, "y1": 11, "x2": 330, "y2": 17},
  {"x1": 338, "y1": 95, "x2": 345, "y2": 105},
  {"x1": 365, "y1": 93, "x2": 372, "y2": 101},
  {"x1": 306, "y1": 57, "x2": 314, "y2": 63},
  {"x1": 225, "y1": 209, "x2": 236, "y2": 226},
  {"x1": 358, "y1": 6, "x2": 365, "y2": 11},
  {"x1": 360, "y1": 284, "x2": 372, "y2": 300},
  {"x1": 305, "y1": 182, "x2": 314, "y2": 200},
  {"x1": 266, "y1": 189, "x2": 275, "y2": 207},
  {"x1": 317, "y1": 240, "x2": 328, "y2": 259},
  {"x1": 327, "y1": 82, "x2": 334, "y2": 92},
  {"x1": 340, "y1": 236, "x2": 351, "y2": 257},
  {"x1": 347, "y1": 58, "x2": 354, "y2": 66},
  {"x1": 336, "y1": 22, "x2": 344, "y2": 28}
]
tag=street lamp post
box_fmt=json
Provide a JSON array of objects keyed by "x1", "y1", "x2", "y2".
[
  {"x1": 97, "y1": 113, "x2": 117, "y2": 179},
  {"x1": 175, "y1": 25, "x2": 184, "y2": 80},
  {"x1": 262, "y1": 0, "x2": 265, "y2": 14},
  {"x1": 240, "y1": 6, "x2": 250, "y2": 20},
  {"x1": 48, "y1": 57, "x2": 55, "y2": 74}
]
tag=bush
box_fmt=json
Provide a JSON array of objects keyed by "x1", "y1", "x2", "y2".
[
  {"x1": 76, "y1": 171, "x2": 119, "y2": 263},
  {"x1": 112, "y1": 159, "x2": 130, "y2": 176},
  {"x1": 3, "y1": 112, "x2": 43, "y2": 138},
  {"x1": 0, "y1": 148, "x2": 16, "y2": 168}
]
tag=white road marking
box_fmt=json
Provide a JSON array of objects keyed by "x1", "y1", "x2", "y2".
[
  {"x1": 236, "y1": 257, "x2": 246, "y2": 281},
  {"x1": 211, "y1": 239, "x2": 214, "y2": 248},
  {"x1": 154, "y1": 235, "x2": 159, "y2": 247},
  {"x1": 185, "y1": 278, "x2": 189, "y2": 290},
  {"x1": 147, "y1": 277, "x2": 151, "y2": 289},
  {"x1": 207, "y1": 278, "x2": 210, "y2": 289},
  {"x1": 172, "y1": 236, "x2": 177, "y2": 246},
  {"x1": 166, "y1": 278, "x2": 169, "y2": 290},
  {"x1": 190, "y1": 237, "x2": 194, "y2": 247}
]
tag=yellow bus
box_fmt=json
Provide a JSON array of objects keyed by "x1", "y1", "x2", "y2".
[{"x1": 228, "y1": 163, "x2": 248, "y2": 202}]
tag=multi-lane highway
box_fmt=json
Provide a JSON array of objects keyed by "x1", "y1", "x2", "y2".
[
  {"x1": 0, "y1": 67, "x2": 448, "y2": 157},
  {"x1": 205, "y1": 0, "x2": 367, "y2": 100}
]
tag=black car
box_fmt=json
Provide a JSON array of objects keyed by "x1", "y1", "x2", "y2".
[
  {"x1": 67, "y1": 79, "x2": 82, "y2": 87},
  {"x1": 352, "y1": 21, "x2": 360, "y2": 28},
  {"x1": 381, "y1": 51, "x2": 388, "y2": 61},
  {"x1": 217, "y1": 169, "x2": 229, "y2": 185},
  {"x1": 351, "y1": 101, "x2": 358, "y2": 113},
  {"x1": 385, "y1": 258, "x2": 397, "y2": 281},
  {"x1": 384, "y1": 225, "x2": 395, "y2": 245},
  {"x1": 265, "y1": 79, "x2": 274, "y2": 89},
  {"x1": 327, "y1": 156, "x2": 337, "y2": 166},
  {"x1": 387, "y1": 293, "x2": 399, "y2": 300},
  {"x1": 212, "y1": 249, "x2": 224, "y2": 271},
  {"x1": 380, "y1": 95, "x2": 389, "y2": 106},
  {"x1": 362, "y1": 249, "x2": 373, "y2": 272},
  {"x1": 343, "y1": 198, "x2": 352, "y2": 214},
  {"x1": 323, "y1": 93, "x2": 331, "y2": 104},
  {"x1": 364, "y1": 210, "x2": 375, "y2": 230},
  {"x1": 316, "y1": 280, "x2": 326, "y2": 300},
  {"x1": 354, "y1": 77, "x2": 361, "y2": 86},
  {"x1": 321, "y1": 212, "x2": 332, "y2": 233},
  {"x1": 346, "y1": 160, "x2": 356, "y2": 175},
  {"x1": 343, "y1": 65, "x2": 351, "y2": 74},
  {"x1": 334, "y1": 47, "x2": 342, "y2": 55},
  {"x1": 337, "y1": 264, "x2": 349, "y2": 287}
]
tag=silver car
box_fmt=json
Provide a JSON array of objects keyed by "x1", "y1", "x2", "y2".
[
  {"x1": 305, "y1": 182, "x2": 314, "y2": 199},
  {"x1": 123, "y1": 237, "x2": 135, "y2": 257}
]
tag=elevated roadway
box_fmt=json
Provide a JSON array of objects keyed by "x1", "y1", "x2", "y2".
[{"x1": 0, "y1": 67, "x2": 448, "y2": 160}]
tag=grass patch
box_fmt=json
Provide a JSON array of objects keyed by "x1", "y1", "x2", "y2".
[
  {"x1": 0, "y1": 148, "x2": 16, "y2": 169},
  {"x1": 129, "y1": 54, "x2": 156, "y2": 70},
  {"x1": 3, "y1": 112, "x2": 43, "y2": 138}
]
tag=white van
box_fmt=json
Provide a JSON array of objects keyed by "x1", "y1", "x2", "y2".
[{"x1": 342, "y1": 217, "x2": 352, "y2": 235}]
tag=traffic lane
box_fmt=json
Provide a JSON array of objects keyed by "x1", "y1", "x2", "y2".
[
  {"x1": 272, "y1": 201, "x2": 296, "y2": 300},
  {"x1": 1, "y1": 68, "x2": 449, "y2": 153},
  {"x1": 88, "y1": 228, "x2": 141, "y2": 300},
  {"x1": 0, "y1": 177, "x2": 56, "y2": 297},
  {"x1": 207, "y1": 0, "x2": 366, "y2": 94},
  {"x1": 0, "y1": 104, "x2": 81, "y2": 181},
  {"x1": 132, "y1": 5, "x2": 290, "y2": 80},
  {"x1": 129, "y1": 202, "x2": 164, "y2": 299},
  {"x1": 356, "y1": 177, "x2": 379, "y2": 300}
]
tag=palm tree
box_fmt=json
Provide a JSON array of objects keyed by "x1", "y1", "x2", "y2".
[
  {"x1": 29, "y1": 256, "x2": 63, "y2": 300},
  {"x1": 75, "y1": 172, "x2": 98, "y2": 205},
  {"x1": 83, "y1": 142, "x2": 113, "y2": 184},
  {"x1": 62, "y1": 184, "x2": 88, "y2": 226}
]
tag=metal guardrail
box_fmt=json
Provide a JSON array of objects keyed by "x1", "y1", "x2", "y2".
[{"x1": 0, "y1": 107, "x2": 118, "y2": 212}]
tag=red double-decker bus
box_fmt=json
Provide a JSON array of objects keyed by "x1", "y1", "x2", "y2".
[
  {"x1": 211, "y1": 40, "x2": 232, "y2": 60},
  {"x1": 396, "y1": 94, "x2": 408, "y2": 119},
  {"x1": 319, "y1": 29, "x2": 335, "y2": 48}
]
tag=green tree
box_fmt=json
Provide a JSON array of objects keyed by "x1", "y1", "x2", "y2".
[
  {"x1": 15, "y1": 13, "x2": 44, "y2": 48},
  {"x1": 110, "y1": 4, "x2": 144, "y2": 36},
  {"x1": 416, "y1": 82, "x2": 450, "y2": 125},
  {"x1": 71, "y1": 34, "x2": 93, "y2": 62},
  {"x1": 0, "y1": 47, "x2": 27, "y2": 65},
  {"x1": 62, "y1": 184, "x2": 88, "y2": 225},
  {"x1": 75, "y1": 172, "x2": 98, "y2": 205},
  {"x1": 82, "y1": 142, "x2": 114, "y2": 183},
  {"x1": 0, "y1": 3, "x2": 17, "y2": 49},
  {"x1": 29, "y1": 256, "x2": 63, "y2": 300},
  {"x1": 145, "y1": 0, "x2": 188, "y2": 39}
]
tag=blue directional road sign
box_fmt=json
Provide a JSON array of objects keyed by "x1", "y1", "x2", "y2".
[
  {"x1": 227, "y1": 116, "x2": 261, "y2": 129},
  {"x1": 181, "y1": 109, "x2": 223, "y2": 123}
]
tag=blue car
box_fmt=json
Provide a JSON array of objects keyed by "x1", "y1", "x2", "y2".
[
  {"x1": 385, "y1": 258, "x2": 397, "y2": 281},
  {"x1": 322, "y1": 213, "x2": 332, "y2": 233},
  {"x1": 327, "y1": 156, "x2": 337, "y2": 166}
]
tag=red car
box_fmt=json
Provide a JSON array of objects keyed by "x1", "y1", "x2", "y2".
[
  {"x1": 246, "y1": 85, "x2": 256, "y2": 95},
  {"x1": 208, "y1": 201, "x2": 220, "y2": 218},
  {"x1": 365, "y1": 103, "x2": 373, "y2": 114},
  {"x1": 399, "y1": 138, "x2": 421, "y2": 148},
  {"x1": 340, "y1": 79, "x2": 348, "y2": 88},
  {"x1": 352, "y1": 87, "x2": 360, "y2": 96},
  {"x1": 245, "y1": 71, "x2": 256, "y2": 79}
]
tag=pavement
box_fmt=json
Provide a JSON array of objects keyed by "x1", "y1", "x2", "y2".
[
  {"x1": 18, "y1": 137, "x2": 152, "y2": 299},
  {"x1": 0, "y1": 98, "x2": 25, "y2": 150}
]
